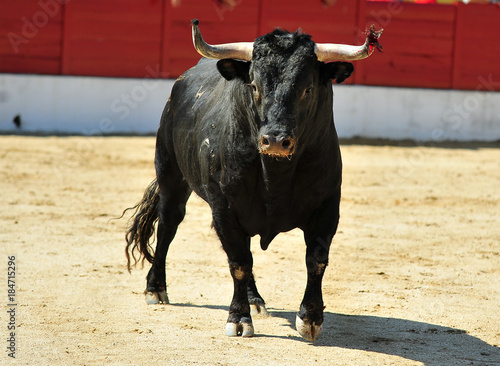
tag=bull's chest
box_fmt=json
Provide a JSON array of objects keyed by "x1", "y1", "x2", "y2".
[
  {"x1": 227, "y1": 165, "x2": 321, "y2": 240},
  {"x1": 231, "y1": 191, "x2": 297, "y2": 246}
]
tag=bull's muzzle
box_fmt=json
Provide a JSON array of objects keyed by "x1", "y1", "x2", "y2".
[{"x1": 259, "y1": 134, "x2": 296, "y2": 158}]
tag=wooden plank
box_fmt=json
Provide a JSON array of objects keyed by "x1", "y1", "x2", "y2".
[
  {"x1": 62, "y1": 0, "x2": 163, "y2": 77},
  {"x1": 361, "y1": 53, "x2": 453, "y2": 87},
  {"x1": 364, "y1": 2, "x2": 455, "y2": 23},
  {"x1": 352, "y1": 0, "x2": 365, "y2": 84},
  {"x1": 259, "y1": 0, "x2": 359, "y2": 85},
  {"x1": 452, "y1": 3, "x2": 500, "y2": 90},
  {"x1": 162, "y1": 0, "x2": 172, "y2": 78},
  {"x1": 375, "y1": 18, "x2": 455, "y2": 39},
  {"x1": 0, "y1": 56, "x2": 60, "y2": 75},
  {"x1": 161, "y1": 0, "x2": 260, "y2": 78},
  {"x1": 359, "y1": 1, "x2": 456, "y2": 89},
  {"x1": 0, "y1": 0, "x2": 63, "y2": 74},
  {"x1": 260, "y1": 0, "x2": 356, "y2": 43}
]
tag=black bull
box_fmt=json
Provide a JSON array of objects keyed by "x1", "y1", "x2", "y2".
[{"x1": 125, "y1": 21, "x2": 382, "y2": 341}]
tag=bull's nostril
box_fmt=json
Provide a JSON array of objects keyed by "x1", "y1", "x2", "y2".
[
  {"x1": 282, "y1": 139, "x2": 291, "y2": 149},
  {"x1": 260, "y1": 134, "x2": 295, "y2": 155}
]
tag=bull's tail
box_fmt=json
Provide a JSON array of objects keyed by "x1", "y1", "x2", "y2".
[{"x1": 124, "y1": 179, "x2": 160, "y2": 272}]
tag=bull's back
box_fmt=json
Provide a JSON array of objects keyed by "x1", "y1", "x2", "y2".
[{"x1": 157, "y1": 59, "x2": 228, "y2": 197}]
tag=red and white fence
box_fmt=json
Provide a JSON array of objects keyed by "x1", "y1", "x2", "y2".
[{"x1": 1, "y1": 1, "x2": 499, "y2": 140}]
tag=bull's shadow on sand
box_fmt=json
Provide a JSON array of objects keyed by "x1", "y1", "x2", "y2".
[
  {"x1": 173, "y1": 303, "x2": 499, "y2": 366},
  {"x1": 300, "y1": 311, "x2": 499, "y2": 366}
]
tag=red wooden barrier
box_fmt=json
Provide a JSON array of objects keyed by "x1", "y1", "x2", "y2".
[
  {"x1": 357, "y1": 2, "x2": 456, "y2": 89},
  {"x1": 161, "y1": 0, "x2": 260, "y2": 78},
  {"x1": 1, "y1": 0, "x2": 499, "y2": 91},
  {"x1": 259, "y1": 0, "x2": 359, "y2": 84},
  {"x1": 62, "y1": 0, "x2": 163, "y2": 77},
  {"x1": 0, "y1": 0, "x2": 63, "y2": 74},
  {"x1": 259, "y1": 0, "x2": 358, "y2": 40},
  {"x1": 452, "y1": 3, "x2": 500, "y2": 90}
]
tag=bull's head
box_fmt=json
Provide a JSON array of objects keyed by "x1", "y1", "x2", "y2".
[{"x1": 191, "y1": 19, "x2": 382, "y2": 159}]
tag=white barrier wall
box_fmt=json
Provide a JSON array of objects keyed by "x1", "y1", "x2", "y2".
[
  {"x1": 0, "y1": 74, "x2": 172, "y2": 135},
  {"x1": 335, "y1": 84, "x2": 500, "y2": 141},
  {"x1": 1, "y1": 74, "x2": 499, "y2": 141}
]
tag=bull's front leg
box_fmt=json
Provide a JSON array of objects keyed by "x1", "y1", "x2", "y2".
[
  {"x1": 211, "y1": 204, "x2": 255, "y2": 337},
  {"x1": 226, "y1": 259, "x2": 254, "y2": 337},
  {"x1": 298, "y1": 196, "x2": 340, "y2": 341},
  {"x1": 296, "y1": 234, "x2": 331, "y2": 341}
]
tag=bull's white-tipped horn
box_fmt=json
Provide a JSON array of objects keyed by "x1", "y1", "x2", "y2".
[
  {"x1": 191, "y1": 19, "x2": 253, "y2": 61},
  {"x1": 315, "y1": 24, "x2": 383, "y2": 62}
]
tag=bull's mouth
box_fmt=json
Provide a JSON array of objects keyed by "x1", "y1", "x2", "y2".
[
  {"x1": 259, "y1": 150, "x2": 295, "y2": 159},
  {"x1": 258, "y1": 135, "x2": 296, "y2": 159}
]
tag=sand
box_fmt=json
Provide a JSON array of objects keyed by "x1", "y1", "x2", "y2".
[{"x1": 1, "y1": 136, "x2": 499, "y2": 365}]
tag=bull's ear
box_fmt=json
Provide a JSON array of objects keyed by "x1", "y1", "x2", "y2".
[
  {"x1": 217, "y1": 59, "x2": 250, "y2": 82},
  {"x1": 321, "y1": 61, "x2": 354, "y2": 84}
]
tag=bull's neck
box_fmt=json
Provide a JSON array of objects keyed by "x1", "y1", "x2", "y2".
[{"x1": 259, "y1": 154, "x2": 297, "y2": 198}]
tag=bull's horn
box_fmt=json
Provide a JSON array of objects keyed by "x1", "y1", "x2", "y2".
[
  {"x1": 315, "y1": 25, "x2": 383, "y2": 62},
  {"x1": 191, "y1": 19, "x2": 253, "y2": 61}
]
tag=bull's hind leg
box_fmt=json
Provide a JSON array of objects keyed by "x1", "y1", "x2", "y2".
[
  {"x1": 145, "y1": 161, "x2": 191, "y2": 304},
  {"x1": 247, "y1": 274, "x2": 268, "y2": 317}
]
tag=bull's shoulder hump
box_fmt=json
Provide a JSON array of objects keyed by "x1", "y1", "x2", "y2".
[
  {"x1": 171, "y1": 61, "x2": 226, "y2": 102},
  {"x1": 175, "y1": 59, "x2": 221, "y2": 86}
]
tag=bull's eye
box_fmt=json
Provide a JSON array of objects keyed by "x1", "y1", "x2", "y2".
[
  {"x1": 302, "y1": 87, "x2": 313, "y2": 100},
  {"x1": 250, "y1": 83, "x2": 260, "y2": 100}
]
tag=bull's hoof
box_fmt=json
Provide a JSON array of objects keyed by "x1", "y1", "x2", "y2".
[
  {"x1": 296, "y1": 314, "x2": 322, "y2": 341},
  {"x1": 250, "y1": 302, "x2": 269, "y2": 317},
  {"x1": 225, "y1": 322, "x2": 254, "y2": 337},
  {"x1": 145, "y1": 290, "x2": 169, "y2": 305}
]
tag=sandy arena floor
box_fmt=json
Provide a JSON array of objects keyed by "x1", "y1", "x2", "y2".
[{"x1": 1, "y1": 136, "x2": 499, "y2": 365}]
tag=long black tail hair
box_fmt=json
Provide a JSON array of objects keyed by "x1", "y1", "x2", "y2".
[{"x1": 124, "y1": 179, "x2": 160, "y2": 272}]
